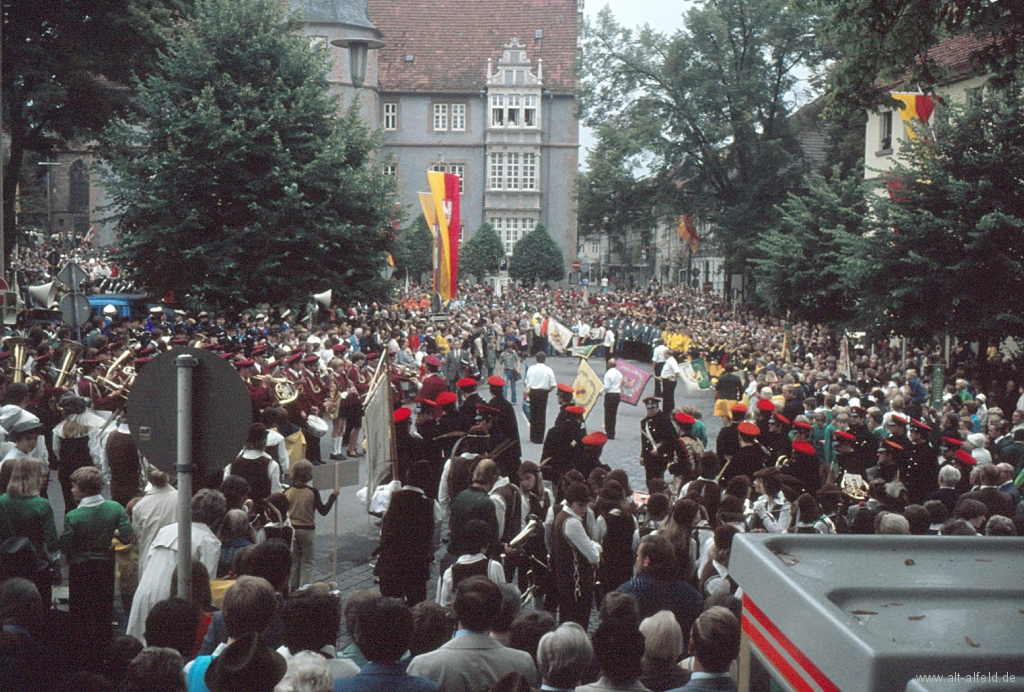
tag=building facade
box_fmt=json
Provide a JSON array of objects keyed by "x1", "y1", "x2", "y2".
[{"x1": 365, "y1": 0, "x2": 581, "y2": 265}]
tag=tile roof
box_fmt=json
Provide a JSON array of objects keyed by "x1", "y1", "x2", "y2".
[
  {"x1": 878, "y1": 33, "x2": 996, "y2": 91},
  {"x1": 367, "y1": 0, "x2": 580, "y2": 94}
]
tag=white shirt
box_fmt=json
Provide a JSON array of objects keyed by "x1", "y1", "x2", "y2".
[
  {"x1": 524, "y1": 363, "x2": 557, "y2": 391},
  {"x1": 266, "y1": 429, "x2": 289, "y2": 475},
  {"x1": 223, "y1": 450, "x2": 283, "y2": 495},
  {"x1": 661, "y1": 356, "x2": 680, "y2": 381},
  {"x1": 602, "y1": 367, "x2": 623, "y2": 395},
  {"x1": 603, "y1": 330, "x2": 615, "y2": 349},
  {"x1": 436, "y1": 553, "x2": 507, "y2": 610},
  {"x1": 652, "y1": 344, "x2": 668, "y2": 364},
  {"x1": 561, "y1": 506, "x2": 602, "y2": 565}
]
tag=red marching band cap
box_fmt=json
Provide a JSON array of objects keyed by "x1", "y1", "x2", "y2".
[
  {"x1": 756, "y1": 399, "x2": 776, "y2": 412},
  {"x1": 566, "y1": 405, "x2": 585, "y2": 416},
  {"x1": 557, "y1": 383, "x2": 574, "y2": 394},
  {"x1": 424, "y1": 355, "x2": 442, "y2": 367},
  {"x1": 730, "y1": 403, "x2": 748, "y2": 414},
  {"x1": 582, "y1": 431, "x2": 608, "y2": 446},
  {"x1": 487, "y1": 375, "x2": 507, "y2": 387},
  {"x1": 791, "y1": 440, "x2": 816, "y2": 456},
  {"x1": 436, "y1": 391, "x2": 458, "y2": 406},
  {"x1": 940, "y1": 436, "x2": 964, "y2": 448},
  {"x1": 233, "y1": 358, "x2": 255, "y2": 369},
  {"x1": 889, "y1": 414, "x2": 909, "y2": 426},
  {"x1": 793, "y1": 420, "x2": 813, "y2": 431},
  {"x1": 910, "y1": 418, "x2": 932, "y2": 432},
  {"x1": 956, "y1": 449, "x2": 977, "y2": 466},
  {"x1": 457, "y1": 377, "x2": 478, "y2": 389},
  {"x1": 834, "y1": 430, "x2": 857, "y2": 443},
  {"x1": 737, "y1": 422, "x2": 760, "y2": 437},
  {"x1": 414, "y1": 397, "x2": 438, "y2": 409},
  {"x1": 393, "y1": 407, "x2": 412, "y2": 423},
  {"x1": 674, "y1": 412, "x2": 696, "y2": 425},
  {"x1": 878, "y1": 438, "x2": 904, "y2": 452},
  {"x1": 772, "y1": 412, "x2": 790, "y2": 426},
  {"x1": 476, "y1": 403, "x2": 500, "y2": 416}
]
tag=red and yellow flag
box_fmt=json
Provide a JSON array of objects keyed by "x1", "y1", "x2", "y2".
[
  {"x1": 890, "y1": 92, "x2": 935, "y2": 139},
  {"x1": 677, "y1": 215, "x2": 699, "y2": 254},
  {"x1": 425, "y1": 171, "x2": 461, "y2": 302}
]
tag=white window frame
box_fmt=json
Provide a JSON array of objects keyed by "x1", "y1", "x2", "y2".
[
  {"x1": 384, "y1": 164, "x2": 397, "y2": 176},
  {"x1": 433, "y1": 103, "x2": 448, "y2": 131},
  {"x1": 383, "y1": 103, "x2": 398, "y2": 130},
  {"x1": 491, "y1": 95, "x2": 505, "y2": 126},
  {"x1": 507, "y1": 153, "x2": 520, "y2": 190},
  {"x1": 449, "y1": 164, "x2": 465, "y2": 193},
  {"x1": 451, "y1": 103, "x2": 466, "y2": 131},
  {"x1": 489, "y1": 153, "x2": 505, "y2": 190},
  {"x1": 524, "y1": 95, "x2": 538, "y2": 128},
  {"x1": 591, "y1": 242, "x2": 599, "y2": 255},
  {"x1": 522, "y1": 218, "x2": 535, "y2": 234},
  {"x1": 522, "y1": 153, "x2": 536, "y2": 190},
  {"x1": 507, "y1": 95, "x2": 521, "y2": 126},
  {"x1": 879, "y1": 111, "x2": 893, "y2": 152}
]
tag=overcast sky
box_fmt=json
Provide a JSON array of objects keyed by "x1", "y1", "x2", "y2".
[{"x1": 578, "y1": 1, "x2": 693, "y2": 167}]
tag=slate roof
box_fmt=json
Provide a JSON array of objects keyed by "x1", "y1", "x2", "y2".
[
  {"x1": 288, "y1": 0, "x2": 377, "y2": 31},
  {"x1": 366, "y1": 0, "x2": 580, "y2": 95}
]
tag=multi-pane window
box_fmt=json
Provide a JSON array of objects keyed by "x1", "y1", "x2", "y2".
[
  {"x1": 383, "y1": 164, "x2": 397, "y2": 176},
  {"x1": 522, "y1": 218, "x2": 535, "y2": 234},
  {"x1": 451, "y1": 104, "x2": 466, "y2": 131},
  {"x1": 489, "y1": 153, "x2": 505, "y2": 189},
  {"x1": 524, "y1": 95, "x2": 538, "y2": 127},
  {"x1": 491, "y1": 95, "x2": 505, "y2": 126},
  {"x1": 505, "y1": 218, "x2": 520, "y2": 254},
  {"x1": 492, "y1": 217, "x2": 537, "y2": 254},
  {"x1": 431, "y1": 163, "x2": 465, "y2": 194},
  {"x1": 591, "y1": 242, "x2": 600, "y2": 255},
  {"x1": 507, "y1": 95, "x2": 521, "y2": 126},
  {"x1": 507, "y1": 153, "x2": 520, "y2": 190},
  {"x1": 383, "y1": 103, "x2": 397, "y2": 130},
  {"x1": 522, "y1": 154, "x2": 536, "y2": 190},
  {"x1": 879, "y1": 111, "x2": 893, "y2": 151},
  {"x1": 433, "y1": 103, "x2": 448, "y2": 131}
]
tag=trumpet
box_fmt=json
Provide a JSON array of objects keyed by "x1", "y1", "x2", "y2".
[
  {"x1": 7, "y1": 337, "x2": 29, "y2": 384},
  {"x1": 507, "y1": 516, "x2": 541, "y2": 549},
  {"x1": 53, "y1": 340, "x2": 85, "y2": 390},
  {"x1": 96, "y1": 347, "x2": 137, "y2": 398}
]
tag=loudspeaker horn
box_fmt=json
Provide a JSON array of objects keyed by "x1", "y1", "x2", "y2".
[
  {"x1": 28, "y1": 281, "x2": 58, "y2": 307},
  {"x1": 313, "y1": 289, "x2": 332, "y2": 309}
]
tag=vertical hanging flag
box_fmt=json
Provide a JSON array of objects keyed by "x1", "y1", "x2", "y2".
[
  {"x1": 890, "y1": 92, "x2": 935, "y2": 139},
  {"x1": 418, "y1": 191, "x2": 441, "y2": 299},
  {"x1": 427, "y1": 171, "x2": 461, "y2": 302},
  {"x1": 676, "y1": 215, "x2": 700, "y2": 254}
]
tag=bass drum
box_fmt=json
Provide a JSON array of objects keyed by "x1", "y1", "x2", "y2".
[{"x1": 306, "y1": 414, "x2": 329, "y2": 438}]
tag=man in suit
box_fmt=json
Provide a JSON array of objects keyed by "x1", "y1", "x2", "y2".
[
  {"x1": 956, "y1": 463, "x2": 1017, "y2": 519},
  {"x1": 668, "y1": 606, "x2": 741, "y2": 692},
  {"x1": 444, "y1": 339, "x2": 469, "y2": 393},
  {"x1": 486, "y1": 376, "x2": 522, "y2": 477},
  {"x1": 335, "y1": 596, "x2": 439, "y2": 692},
  {"x1": 406, "y1": 577, "x2": 538, "y2": 692}
]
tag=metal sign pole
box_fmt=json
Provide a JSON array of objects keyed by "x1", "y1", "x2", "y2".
[{"x1": 175, "y1": 354, "x2": 198, "y2": 601}]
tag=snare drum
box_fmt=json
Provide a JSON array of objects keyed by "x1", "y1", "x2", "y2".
[{"x1": 306, "y1": 414, "x2": 329, "y2": 438}]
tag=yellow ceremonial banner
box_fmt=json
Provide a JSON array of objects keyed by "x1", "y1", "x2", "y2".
[
  {"x1": 419, "y1": 191, "x2": 441, "y2": 300},
  {"x1": 427, "y1": 171, "x2": 453, "y2": 302},
  {"x1": 573, "y1": 358, "x2": 603, "y2": 420},
  {"x1": 890, "y1": 92, "x2": 935, "y2": 140}
]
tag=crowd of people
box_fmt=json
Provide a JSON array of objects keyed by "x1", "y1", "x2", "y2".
[{"x1": 2, "y1": 276, "x2": 1023, "y2": 692}]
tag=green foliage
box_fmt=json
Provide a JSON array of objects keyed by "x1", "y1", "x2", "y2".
[
  {"x1": 509, "y1": 223, "x2": 565, "y2": 284},
  {"x1": 753, "y1": 166, "x2": 869, "y2": 326},
  {"x1": 579, "y1": 0, "x2": 823, "y2": 278},
  {"x1": 2, "y1": 0, "x2": 184, "y2": 260},
  {"x1": 100, "y1": 0, "x2": 399, "y2": 312},
  {"x1": 459, "y1": 222, "x2": 505, "y2": 279},
  {"x1": 392, "y1": 216, "x2": 434, "y2": 278},
  {"x1": 822, "y1": 0, "x2": 1024, "y2": 114},
  {"x1": 847, "y1": 86, "x2": 1024, "y2": 341}
]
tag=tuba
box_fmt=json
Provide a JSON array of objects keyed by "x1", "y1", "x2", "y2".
[
  {"x1": 7, "y1": 338, "x2": 29, "y2": 384},
  {"x1": 95, "y1": 347, "x2": 136, "y2": 398},
  {"x1": 53, "y1": 340, "x2": 85, "y2": 390}
]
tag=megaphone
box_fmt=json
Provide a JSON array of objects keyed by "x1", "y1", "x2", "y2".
[
  {"x1": 28, "y1": 281, "x2": 58, "y2": 307},
  {"x1": 312, "y1": 289, "x2": 332, "y2": 309}
]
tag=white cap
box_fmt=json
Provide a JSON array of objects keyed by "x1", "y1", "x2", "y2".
[{"x1": 103, "y1": 304, "x2": 117, "y2": 316}]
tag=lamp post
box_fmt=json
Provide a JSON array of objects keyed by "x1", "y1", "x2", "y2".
[{"x1": 330, "y1": 37, "x2": 385, "y2": 89}]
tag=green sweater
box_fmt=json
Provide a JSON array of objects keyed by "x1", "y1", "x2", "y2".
[
  {"x1": 0, "y1": 494, "x2": 58, "y2": 554},
  {"x1": 60, "y1": 499, "x2": 133, "y2": 564}
]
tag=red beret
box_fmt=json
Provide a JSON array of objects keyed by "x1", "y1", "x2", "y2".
[
  {"x1": 566, "y1": 405, "x2": 585, "y2": 415},
  {"x1": 737, "y1": 422, "x2": 760, "y2": 436},
  {"x1": 674, "y1": 412, "x2": 696, "y2": 425},
  {"x1": 425, "y1": 355, "x2": 442, "y2": 367},
  {"x1": 956, "y1": 449, "x2": 977, "y2": 465},
  {"x1": 393, "y1": 407, "x2": 412, "y2": 423},
  {"x1": 834, "y1": 430, "x2": 857, "y2": 442},
  {"x1": 791, "y1": 440, "x2": 816, "y2": 456},
  {"x1": 730, "y1": 403, "x2": 748, "y2": 414},
  {"x1": 436, "y1": 391, "x2": 458, "y2": 406},
  {"x1": 793, "y1": 420, "x2": 813, "y2": 431},
  {"x1": 457, "y1": 377, "x2": 478, "y2": 389},
  {"x1": 910, "y1": 418, "x2": 932, "y2": 432},
  {"x1": 772, "y1": 412, "x2": 791, "y2": 426},
  {"x1": 331, "y1": 344, "x2": 347, "y2": 353},
  {"x1": 557, "y1": 383, "x2": 574, "y2": 394},
  {"x1": 582, "y1": 431, "x2": 608, "y2": 446},
  {"x1": 756, "y1": 399, "x2": 776, "y2": 412},
  {"x1": 488, "y1": 375, "x2": 507, "y2": 387}
]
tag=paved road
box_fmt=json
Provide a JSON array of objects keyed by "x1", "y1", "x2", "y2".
[{"x1": 311, "y1": 354, "x2": 724, "y2": 612}]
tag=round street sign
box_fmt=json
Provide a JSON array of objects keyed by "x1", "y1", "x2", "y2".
[
  {"x1": 59, "y1": 292, "x2": 92, "y2": 327},
  {"x1": 571, "y1": 259, "x2": 582, "y2": 272},
  {"x1": 127, "y1": 347, "x2": 251, "y2": 483}
]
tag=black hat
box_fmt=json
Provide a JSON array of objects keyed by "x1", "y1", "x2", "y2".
[{"x1": 204, "y1": 632, "x2": 286, "y2": 692}]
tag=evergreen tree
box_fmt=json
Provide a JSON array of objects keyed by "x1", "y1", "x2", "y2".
[
  {"x1": 392, "y1": 216, "x2": 434, "y2": 280},
  {"x1": 459, "y1": 222, "x2": 505, "y2": 279},
  {"x1": 100, "y1": 0, "x2": 398, "y2": 311},
  {"x1": 509, "y1": 223, "x2": 564, "y2": 285},
  {"x1": 753, "y1": 166, "x2": 869, "y2": 326},
  {"x1": 844, "y1": 87, "x2": 1024, "y2": 342}
]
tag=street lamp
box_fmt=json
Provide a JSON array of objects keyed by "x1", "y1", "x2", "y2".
[{"x1": 330, "y1": 37, "x2": 385, "y2": 88}]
